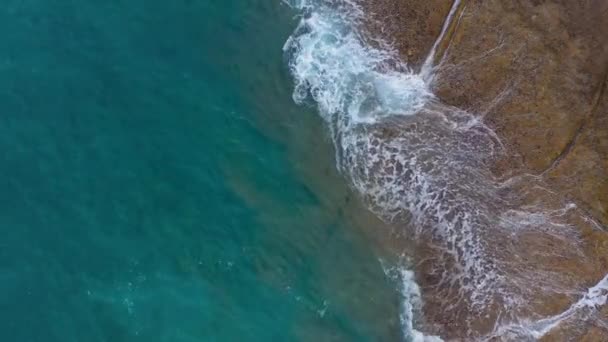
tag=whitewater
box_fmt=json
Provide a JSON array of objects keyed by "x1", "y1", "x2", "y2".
[{"x1": 282, "y1": 0, "x2": 608, "y2": 340}]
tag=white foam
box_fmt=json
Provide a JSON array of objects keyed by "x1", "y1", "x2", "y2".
[
  {"x1": 283, "y1": 0, "x2": 432, "y2": 126},
  {"x1": 345, "y1": 117, "x2": 506, "y2": 311},
  {"x1": 382, "y1": 262, "x2": 444, "y2": 342}
]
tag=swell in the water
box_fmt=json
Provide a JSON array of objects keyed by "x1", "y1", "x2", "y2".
[{"x1": 283, "y1": 0, "x2": 608, "y2": 340}]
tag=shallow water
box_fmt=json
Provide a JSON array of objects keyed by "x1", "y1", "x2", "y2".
[{"x1": 0, "y1": 1, "x2": 407, "y2": 341}]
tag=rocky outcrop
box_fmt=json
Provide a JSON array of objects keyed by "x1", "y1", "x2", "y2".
[
  {"x1": 545, "y1": 76, "x2": 608, "y2": 227},
  {"x1": 362, "y1": 0, "x2": 608, "y2": 339},
  {"x1": 434, "y1": 0, "x2": 608, "y2": 172}
]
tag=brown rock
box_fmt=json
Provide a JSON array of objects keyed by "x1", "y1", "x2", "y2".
[
  {"x1": 360, "y1": 0, "x2": 608, "y2": 339},
  {"x1": 546, "y1": 78, "x2": 608, "y2": 226}
]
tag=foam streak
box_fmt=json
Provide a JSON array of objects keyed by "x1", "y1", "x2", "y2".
[
  {"x1": 421, "y1": 0, "x2": 462, "y2": 78},
  {"x1": 485, "y1": 273, "x2": 608, "y2": 340}
]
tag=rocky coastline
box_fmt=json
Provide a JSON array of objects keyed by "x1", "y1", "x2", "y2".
[{"x1": 360, "y1": 0, "x2": 608, "y2": 340}]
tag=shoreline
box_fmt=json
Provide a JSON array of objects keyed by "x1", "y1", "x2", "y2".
[{"x1": 283, "y1": 0, "x2": 608, "y2": 340}]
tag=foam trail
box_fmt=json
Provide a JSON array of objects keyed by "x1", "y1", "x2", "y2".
[
  {"x1": 485, "y1": 273, "x2": 608, "y2": 340},
  {"x1": 421, "y1": 0, "x2": 462, "y2": 79}
]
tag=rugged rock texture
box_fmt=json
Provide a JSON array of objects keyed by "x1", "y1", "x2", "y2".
[
  {"x1": 545, "y1": 80, "x2": 608, "y2": 226},
  {"x1": 438, "y1": 1, "x2": 608, "y2": 337},
  {"x1": 435, "y1": 0, "x2": 608, "y2": 291},
  {"x1": 435, "y1": 1, "x2": 608, "y2": 171},
  {"x1": 362, "y1": 0, "x2": 608, "y2": 339}
]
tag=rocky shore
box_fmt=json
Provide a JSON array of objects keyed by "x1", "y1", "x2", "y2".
[{"x1": 361, "y1": 0, "x2": 608, "y2": 340}]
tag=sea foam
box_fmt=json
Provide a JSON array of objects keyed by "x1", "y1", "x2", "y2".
[{"x1": 283, "y1": 0, "x2": 432, "y2": 125}]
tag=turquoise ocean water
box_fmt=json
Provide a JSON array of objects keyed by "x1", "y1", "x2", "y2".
[{"x1": 0, "y1": 1, "x2": 407, "y2": 341}]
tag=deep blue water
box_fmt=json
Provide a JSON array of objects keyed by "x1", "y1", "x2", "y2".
[{"x1": 0, "y1": 1, "x2": 403, "y2": 341}]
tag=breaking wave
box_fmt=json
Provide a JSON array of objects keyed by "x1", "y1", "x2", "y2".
[
  {"x1": 283, "y1": 0, "x2": 432, "y2": 126},
  {"x1": 382, "y1": 262, "x2": 444, "y2": 342}
]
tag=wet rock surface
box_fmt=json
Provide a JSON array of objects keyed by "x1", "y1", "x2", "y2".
[
  {"x1": 361, "y1": 0, "x2": 608, "y2": 339},
  {"x1": 434, "y1": 2, "x2": 606, "y2": 167},
  {"x1": 361, "y1": 0, "x2": 453, "y2": 70}
]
